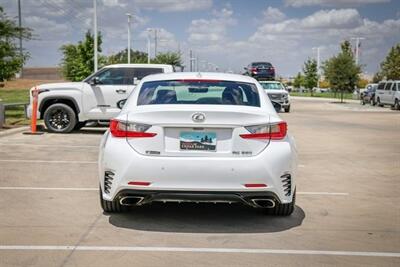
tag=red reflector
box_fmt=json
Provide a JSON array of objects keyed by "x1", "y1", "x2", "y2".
[
  {"x1": 245, "y1": 183, "x2": 267, "y2": 188},
  {"x1": 128, "y1": 181, "x2": 151, "y2": 186}
]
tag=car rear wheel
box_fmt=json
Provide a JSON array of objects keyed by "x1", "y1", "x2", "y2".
[
  {"x1": 99, "y1": 187, "x2": 125, "y2": 213},
  {"x1": 284, "y1": 105, "x2": 291, "y2": 113},
  {"x1": 265, "y1": 190, "x2": 296, "y2": 216},
  {"x1": 43, "y1": 103, "x2": 77, "y2": 133}
]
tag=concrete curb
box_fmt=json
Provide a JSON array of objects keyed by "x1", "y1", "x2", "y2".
[{"x1": 0, "y1": 126, "x2": 30, "y2": 138}]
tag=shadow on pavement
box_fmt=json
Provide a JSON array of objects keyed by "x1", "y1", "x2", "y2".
[{"x1": 107, "y1": 203, "x2": 305, "y2": 234}]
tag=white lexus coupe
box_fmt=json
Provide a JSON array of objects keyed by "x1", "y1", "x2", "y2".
[{"x1": 99, "y1": 72, "x2": 297, "y2": 216}]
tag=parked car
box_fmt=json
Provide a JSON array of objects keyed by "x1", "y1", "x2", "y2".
[
  {"x1": 244, "y1": 62, "x2": 275, "y2": 80},
  {"x1": 360, "y1": 83, "x2": 378, "y2": 105},
  {"x1": 28, "y1": 64, "x2": 174, "y2": 133},
  {"x1": 259, "y1": 81, "x2": 291, "y2": 112},
  {"x1": 375, "y1": 80, "x2": 400, "y2": 110},
  {"x1": 99, "y1": 72, "x2": 297, "y2": 216}
]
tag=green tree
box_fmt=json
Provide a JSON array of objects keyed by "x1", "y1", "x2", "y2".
[
  {"x1": 322, "y1": 40, "x2": 361, "y2": 103},
  {"x1": 293, "y1": 72, "x2": 304, "y2": 89},
  {"x1": 60, "y1": 30, "x2": 105, "y2": 81},
  {"x1": 380, "y1": 43, "x2": 400, "y2": 80},
  {"x1": 152, "y1": 52, "x2": 182, "y2": 66},
  {"x1": 107, "y1": 49, "x2": 148, "y2": 64},
  {"x1": 302, "y1": 58, "x2": 318, "y2": 96},
  {"x1": 0, "y1": 6, "x2": 32, "y2": 83},
  {"x1": 372, "y1": 71, "x2": 383, "y2": 83}
]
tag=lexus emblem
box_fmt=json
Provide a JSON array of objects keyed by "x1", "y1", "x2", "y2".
[{"x1": 192, "y1": 112, "x2": 206, "y2": 122}]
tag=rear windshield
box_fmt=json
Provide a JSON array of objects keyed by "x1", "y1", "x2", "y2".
[
  {"x1": 261, "y1": 82, "x2": 284, "y2": 90},
  {"x1": 137, "y1": 80, "x2": 260, "y2": 107},
  {"x1": 252, "y1": 62, "x2": 272, "y2": 68},
  {"x1": 133, "y1": 68, "x2": 164, "y2": 80}
]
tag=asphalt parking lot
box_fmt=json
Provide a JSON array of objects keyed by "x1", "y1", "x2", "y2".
[{"x1": 0, "y1": 97, "x2": 399, "y2": 267}]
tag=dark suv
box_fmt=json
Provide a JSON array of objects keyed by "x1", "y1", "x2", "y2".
[{"x1": 244, "y1": 62, "x2": 275, "y2": 80}]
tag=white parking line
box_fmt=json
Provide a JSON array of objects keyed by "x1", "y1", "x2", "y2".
[
  {"x1": 0, "y1": 143, "x2": 98, "y2": 148},
  {"x1": 0, "y1": 187, "x2": 349, "y2": 196},
  {"x1": 298, "y1": 192, "x2": 349, "y2": 196},
  {"x1": 0, "y1": 159, "x2": 97, "y2": 164},
  {"x1": 0, "y1": 187, "x2": 98, "y2": 191},
  {"x1": 0, "y1": 245, "x2": 398, "y2": 257}
]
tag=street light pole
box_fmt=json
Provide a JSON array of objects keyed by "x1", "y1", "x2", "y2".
[
  {"x1": 147, "y1": 29, "x2": 151, "y2": 64},
  {"x1": 312, "y1": 47, "x2": 321, "y2": 89},
  {"x1": 93, "y1": 0, "x2": 98, "y2": 72},
  {"x1": 126, "y1": 13, "x2": 132, "y2": 64},
  {"x1": 351, "y1": 37, "x2": 365, "y2": 65}
]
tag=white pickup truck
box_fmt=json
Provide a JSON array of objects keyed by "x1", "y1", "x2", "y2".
[{"x1": 28, "y1": 64, "x2": 174, "y2": 133}]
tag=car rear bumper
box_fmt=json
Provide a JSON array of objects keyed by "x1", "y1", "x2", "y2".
[
  {"x1": 99, "y1": 134, "x2": 297, "y2": 204},
  {"x1": 114, "y1": 189, "x2": 282, "y2": 208}
]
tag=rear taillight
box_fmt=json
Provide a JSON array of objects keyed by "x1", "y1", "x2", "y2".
[
  {"x1": 110, "y1": 119, "x2": 156, "y2": 138},
  {"x1": 251, "y1": 67, "x2": 258, "y2": 73},
  {"x1": 239, "y1": 122, "x2": 287, "y2": 140}
]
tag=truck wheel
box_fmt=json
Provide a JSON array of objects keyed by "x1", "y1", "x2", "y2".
[
  {"x1": 99, "y1": 187, "x2": 124, "y2": 213},
  {"x1": 376, "y1": 98, "x2": 383, "y2": 107},
  {"x1": 394, "y1": 99, "x2": 400, "y2": 110},
  {"x1": 265, "y1": 190, "x2": 296, "y2": 216},
  {"x1": 43, "y1": 103, "x2": 77, "y2": 133},
  {"x1": 284, "y1": 105, "x2": 291, "y2": 113},
  {"x1": 370, "y1": 98, "x2": 376, "y2": 106}
]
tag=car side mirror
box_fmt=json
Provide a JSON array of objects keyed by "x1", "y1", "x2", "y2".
[
  {"x1": 244, "y1": 67, "x2": 248, "y2": 70},
  {"x1": 133, "y1": 77, "x2": 139, "y2": 85},
  {"x1": 90, "y1": 77, "x2": 100, "y2": 86},
  {"x1": 117, "y1": 99, "x2": 127, "y2": 109},
  {"x1": 271, "y1": 101, "x2": 282, "y2": 112}
]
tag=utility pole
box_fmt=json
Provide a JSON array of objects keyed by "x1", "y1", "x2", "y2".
[
  {"x1": 147, "y1": 29, "x2": 151, "y2": 64},
  {"x1": 17, "y1": 0, "x2": 22, "y2": 78},
  {"x1": 312, "y1": 47, "x2": 321, "y2": 88},
  {"x1": 17, "y1": 0, "x2": 22, "y2": 58},
  {"x1": 189, "y1": 50, "x2": 193, "y2": 72},
  {"x1": 93, "y1": 0, "x2": 98, "y2": 72},
  {"x1": 351, "y1": 37, "x2": 365, "y2": 65},
  {"x1": 126, "y1": 13, "x2": 132, "y2": 64},
  {"x1": 154, "y1": 29, "x2": 158, "y2": 56}
]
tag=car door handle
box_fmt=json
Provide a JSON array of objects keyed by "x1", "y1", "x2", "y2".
[{"x1": 116, "y1": 89, "x2": 126, "y2": 94}]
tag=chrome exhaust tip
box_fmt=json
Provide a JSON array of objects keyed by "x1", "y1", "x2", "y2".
[
  {"x1": 119, "y1": 196, "x2": 144, "y2": 206},
  {"x1": 252, "y1": 199, "x2": 275, "y2": 208}
]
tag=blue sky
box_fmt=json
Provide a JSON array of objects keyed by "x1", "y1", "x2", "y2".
[{"x1": 1, "y1": 0, "x2": 399, "y2": 77}]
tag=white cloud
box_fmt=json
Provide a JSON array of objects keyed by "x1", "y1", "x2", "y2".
[
  {"x1": 133, "y1": 0, "x2": 212, "y2": 12},
  {"x1": 262, "y1": 7, "x2": 286, "y2": 23},
  {"x1": 188, "y1": 8, "x2": 235, "y2": 44},
  {"x1": 285, "y1": 0, "x2": 390, "y2": 7}
]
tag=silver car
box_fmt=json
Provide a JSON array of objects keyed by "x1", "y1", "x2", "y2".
[{"x1": 375, "y1": 80, "x2": 400, "y2": 110}]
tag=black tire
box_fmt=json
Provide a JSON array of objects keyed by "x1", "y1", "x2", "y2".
[
  {"x1": 99, "y1": 187, "x2": 124, "y2": 213},
  {"x1": 265, "y1": 190, "x2": 296, "y2": 216},
  {"x1": 284, "y1": 105, "x2": 291, "y2": 113},
  {"x1": 43, "y1": 103, "x2": 77, "y2": 133},
  {"x1": 394, "y1": 99, "x2": 400, "y2": 110},
  {"x1": 370, "y1": 98, "x2": 376, "y2": 106},
  {"x1": 74, "y1": 121, "x2": 86, "y2": 130},
  {"x1": 376, "y1": 97, "x2": 383, "y2": 107}
]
